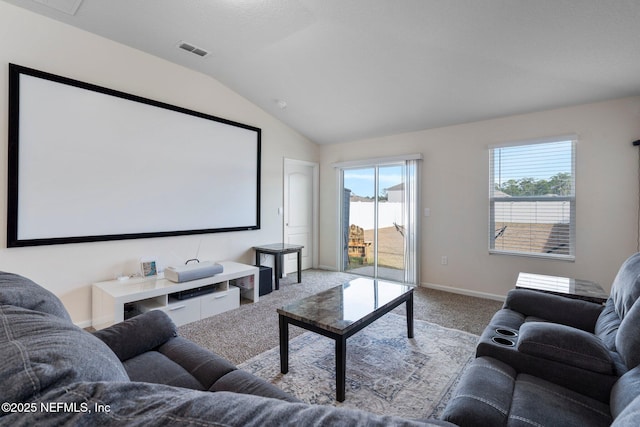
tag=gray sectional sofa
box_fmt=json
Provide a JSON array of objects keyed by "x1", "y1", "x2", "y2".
[
  {"x1": 0, "y1": 271, "x2": 453, "y2": 426},
  {"x1": 441, "y1": 252, "x2": 640, "y2": 426},
  {"x1": 6, "y1": 251, "x2": 640, "y2": 426}
]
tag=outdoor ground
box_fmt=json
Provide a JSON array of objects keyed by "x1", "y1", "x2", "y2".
[{"x1": 346, "y1": 226, "x2": 404, "y2": 272}]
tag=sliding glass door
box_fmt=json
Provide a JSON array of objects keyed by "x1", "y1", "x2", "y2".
[{"x1": 340, "y1": 159, "x2": 419, "y2": 284}]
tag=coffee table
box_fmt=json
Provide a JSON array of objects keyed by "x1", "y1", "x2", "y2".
[{"x1": 277, "y1": 277, "x2": 414, "y2": 402}]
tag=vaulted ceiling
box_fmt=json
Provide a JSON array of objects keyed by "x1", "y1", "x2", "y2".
[{"x1": 5, "y1": 0, "x2": 640, "y2": 144}]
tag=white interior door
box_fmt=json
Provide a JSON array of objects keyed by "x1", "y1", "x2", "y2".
[{"x1": 284, "y1": 159, "x2": 318, "y2": 273}]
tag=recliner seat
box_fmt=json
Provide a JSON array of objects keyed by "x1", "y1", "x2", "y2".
[
  {"x1": 441, "y1": 252, "x2": 640, "y2": 426},
  {"x1": 441, "y1": 356, "x2": 640, "y2": 427},
  {"x1": 476, "y1": 252, "x2": 640, "y2": 401}
]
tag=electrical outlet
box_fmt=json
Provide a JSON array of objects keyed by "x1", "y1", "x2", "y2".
[{"x1": 441, "y1": 256, "x2": 448, "y2": 265}]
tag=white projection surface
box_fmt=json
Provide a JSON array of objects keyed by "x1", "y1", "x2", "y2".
[{"x1": 9, "y1": 67, "x2": 260, "y2": 246}]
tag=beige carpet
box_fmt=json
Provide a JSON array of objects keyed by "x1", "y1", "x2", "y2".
[
  {"x1": 178, "y1": 269, "x2": 502, "y2": 366},
  {"x1": 238, "y1": 313, "x2": 478, "y2": 419}
]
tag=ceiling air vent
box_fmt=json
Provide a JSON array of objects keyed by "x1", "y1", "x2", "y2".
[
  {"x1": 33, "y1": 0, "x2": 83, "y2": 15},
  {"x1": 178, "y1": 41, "x2": 210, "y2": 58}
]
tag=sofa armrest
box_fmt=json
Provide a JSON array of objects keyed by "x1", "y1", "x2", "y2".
[
  {"x1": 516, "y1": 322, "x2": 614, "y2": 374},
  {"x1": 93, "y1": 310, "x2": 177, "y2": 361},
  {"x1": 504, "y1": 289, "x2": 604, "y2": 331},
  {"x1": 441, "y1": 357, "x2": 516, "y2": 427}
]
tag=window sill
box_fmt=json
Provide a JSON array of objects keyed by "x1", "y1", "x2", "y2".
[{"x1": 489, "y1": 249, "x2": 575, "y2": 262}]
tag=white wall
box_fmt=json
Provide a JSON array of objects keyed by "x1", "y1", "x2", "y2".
[
  {"x1": 320, "y1": 97, "x2": 640, "y2": 298},
  {"x1": 349, "y1": 202, "x2": 404, "y2": 230},
  {"x1": 4, "y1": 2, "x2": 640, "y2": 323},
  {"x1": 0, "y1": 3, "x2": 319, "y2": 325}
]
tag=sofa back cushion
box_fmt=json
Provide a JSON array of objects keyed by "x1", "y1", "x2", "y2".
[
  {"x1": 612, "y1": 395, "x2": 640, "y2": 426},
  {"x1": 610, "y1": 364, "x2": 640, "y2": 419},
  {"x1": 93, "y1": 310, "x2": 177, "y2": 361},
  {"x1": 610, "y1": 252, "x2": 640, "y2": 320},
  {"x1": 595, "y1": 299, "x2": 621, "y2": 351},
  {"x1": 615, "y1": 300, "x2": 640, "y2": 369},
  {"x1": 1, "y1": 382, "x2": 450, "y2": 426},
  {"x1": 517, "y1": 322, "x2": 614, "y2": 374},
  {"x1": 0, "y1": 271, "x2": 71, "y2": 322},
  {"x1": 0, "y1": 304, "x2": 129, "y2": 405}
]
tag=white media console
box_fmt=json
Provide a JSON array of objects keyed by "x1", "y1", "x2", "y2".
[{"x1": 92, "y1": 261, "x2": 259, "y2": 330}]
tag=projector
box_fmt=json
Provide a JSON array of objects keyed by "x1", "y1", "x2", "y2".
[{"x1": 164, "y1": 261, "x2": 224, "y2": 283}]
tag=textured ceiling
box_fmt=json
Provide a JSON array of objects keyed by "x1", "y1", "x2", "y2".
[{"x1": 4, "y1": 0, "x2": 640, "y2": 144}]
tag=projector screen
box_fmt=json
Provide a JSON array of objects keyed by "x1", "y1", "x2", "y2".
[{"x1": 7, "y1": 64, "x2": 261, "y2": 247}]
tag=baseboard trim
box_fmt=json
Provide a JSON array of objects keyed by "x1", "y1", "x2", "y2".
[
  {"x1": 421, "y1": 282, "x2": 505, "y2": 302},
  {"x1": 314, "y1": 267, "x2": 506, "y2": 302},
  {"x1": 75, "y1": 319, "x2": 92, "y2": 329}
]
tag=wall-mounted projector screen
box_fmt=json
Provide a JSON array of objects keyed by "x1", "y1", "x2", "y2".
[{"x1": 7, "y1": 64, "x2": 261, "y2": 247}]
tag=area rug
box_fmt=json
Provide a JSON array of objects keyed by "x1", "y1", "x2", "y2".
[{"x1": 238, "y1": 313, "x2": 478, "y2": 419}]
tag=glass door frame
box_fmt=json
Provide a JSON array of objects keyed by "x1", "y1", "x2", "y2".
[{"x1": 336, "y1": 155, "x2": 421, "y2": 284}]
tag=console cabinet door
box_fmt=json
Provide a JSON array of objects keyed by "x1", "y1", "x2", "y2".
[
  {"x1": 200, "y1": 287, "x2": 240, "y2": 318},
  {"x1": 162, "y1": 298, "x2": 201, "y2": 326}
]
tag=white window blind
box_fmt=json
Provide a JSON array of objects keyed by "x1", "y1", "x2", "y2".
[{"x1": 489, "y1": 137, "x2": 576, "y2": 260}]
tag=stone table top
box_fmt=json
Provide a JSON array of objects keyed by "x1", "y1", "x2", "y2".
[
  {"x1": 516, "y1": 272, "x2": 608, "y2": 304},
  {"x1": 253, "y1": 243, "x2": 304, "y2": 253},
  {"x1": 277, "y1": 277, "x2": 414, "y2": 335}
]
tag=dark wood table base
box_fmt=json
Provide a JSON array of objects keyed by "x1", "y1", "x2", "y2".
[
  {"x1": 254, "y1": 243, "x2": 303, "y2": 290},
  {"x1": 278, "y1": 288, "x2": 414, "y2": 402}
]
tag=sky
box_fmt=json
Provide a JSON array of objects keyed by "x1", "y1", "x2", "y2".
[
  {"x1": 343, "y1": 165, "x2": 404, "y2": 198},
  {"x1": 492, "y1": 140, "x2": 573, "y2": 184},
  {"x1": 343, "y1": 140, "x2": 572, "y2": 197}
]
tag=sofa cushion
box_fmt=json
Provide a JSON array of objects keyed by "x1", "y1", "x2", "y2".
[
  {"x1": 510, "y1": 374, "x2": 612, "y2": 427},
  {"x1": 2, "y1": 381, "x2": 452, "y2": 426},
  {"x1": 93, "y1": 310, "x2": 177, "y2": 361},
  {"x1": 211, "y1": 369, "x2": 301, "y2": 402},
  {"x1": 610, "y1": 252, "x2": 640, "y2": 319},
  {"x1": 0, "y1": 271, "x2": 71, "y2": 321},
  {"x1": 503, "y1": 288, "x2": 604, "y2": 332},
  {"x1": 610, "y1": 365, "x2": 640, "y2": 419},
  {"x1": 595, "y1": 299, "x2": 621, "y2": 351},
  {"x1": 442, "y1": 357, "x2": 615, "y2": 427},
  {"x1": 517, "y1": 322, "x2": 614, "y2": 374},
  {"x1": 487, "y1": 308, "x2": 526, "y2": 331},
  {"x1": 440, "y1": 357, "x2": 516, "y2": 427},
  {"x1": 156, "y1": 336, "x2": 237, "y2": 389},
  {"x1": 615, "y1": 300, "x2": 640, "y2": 371},
  {"x1": 0, "y1": 304, "x2": 128, "y2": 404},
  {"x1": 613, "y1": 395, "x2": 640, "y2": 427},
  {"x1": 477, "y1": 323, "x2": 617, "y2": 402},
  {"x1": 123, "y1": 351, "x2": 205, "y2": 390}
]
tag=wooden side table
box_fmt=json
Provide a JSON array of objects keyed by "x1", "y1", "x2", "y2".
[
  {"x1": 253, "y1": 243, "x2": 303, "y2": 290},
  {"x1": 515, "y1": 272, "x2": 608, "y2": 304}
]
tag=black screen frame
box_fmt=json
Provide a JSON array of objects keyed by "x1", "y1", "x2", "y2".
[{"x1": 7, "y1": 63, "x2": 261, "y2": 247}]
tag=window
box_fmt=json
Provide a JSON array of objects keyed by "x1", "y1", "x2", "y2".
[{"x1": 489, "y1": 136, "x2": 576, "y2": 260}]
